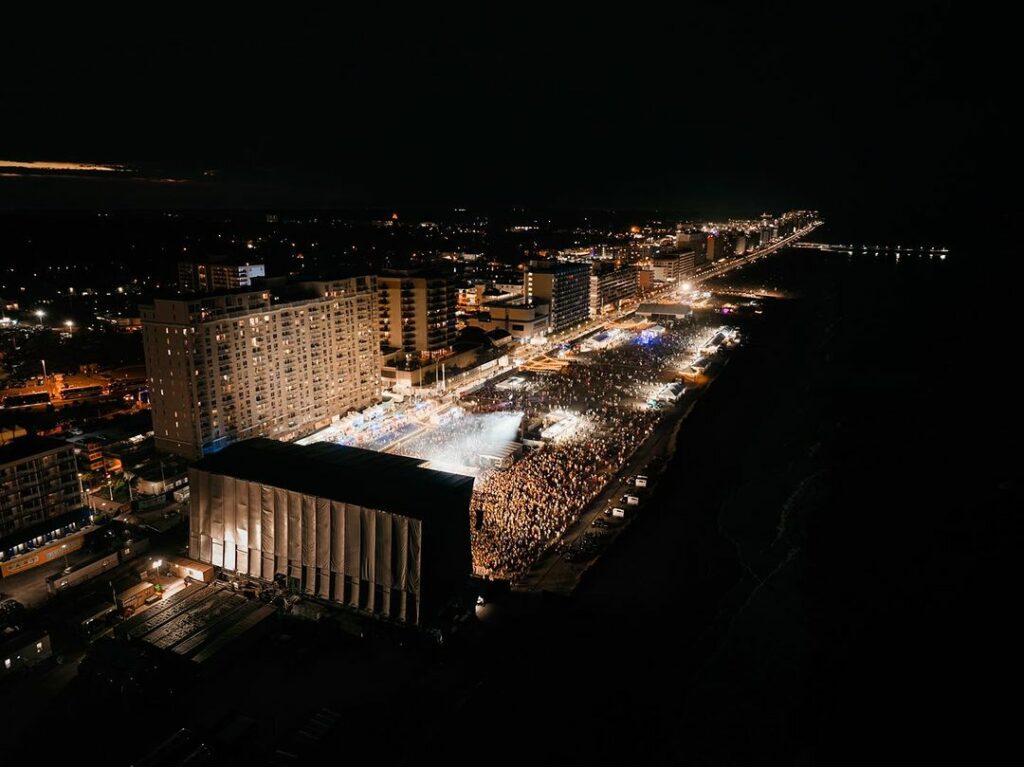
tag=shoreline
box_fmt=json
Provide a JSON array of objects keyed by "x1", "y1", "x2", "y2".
[
  {"x1": 512, "y1": 335, "x2": 734, "y2": 594},
  {"x1": 507, "y1": 227, "x2": 820, "y2": 592}
]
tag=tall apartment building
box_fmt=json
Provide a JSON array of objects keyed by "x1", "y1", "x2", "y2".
[
  {"x1": 715, "y1": 232, "x2": 739, "y2": 260},
  {"x1": 378, "y1": 270, "x2": 458, "y2": 356},
  {"x1": 589, "y1": 263, "x2": 639, "y2": 316},
  {"x1": 651, "y1": 250, "x2": 696, "y2": 283},
  {"x1": 675, "y1": 230, "x2": 709, "y2": 266},
  {"x1": 178, "y1": 259, "x2": 266, "y2": 294},
  {"x1": 679, "y1": 249, "x2": 696, "y2": 278},
  {"x1": 1, "y1": 437, "x2": 83, "y2": 553},
  {"x1": 142, "y1": 278, "x2": 381, "y2": 460},
  {"x1": 524, "y1": 260, "x2": 590, "y2": 332}
]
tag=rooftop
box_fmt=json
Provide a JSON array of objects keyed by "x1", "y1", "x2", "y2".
[
  {"x1": 179, "y1": 254, "x2": 265, "y2": 267},
  {"x1": 0, "y1": 627, "x2": 48, "y2": 656},
  {"x1": 0, "y1": 435, "x2": 72, "y2": 467},
  {"x1": 636, "y1": 302, "x2": 692, "y2": 317},
  {"x1": 652, "y1": 248, "x2": 695, "y2": 261},
  {"x1": 115, "y1": 581, "x2": 275, "y2": 666},
  {"x1": 526, "y1": 259, "x2": 589, "y2": 274},
  {"x1": 0, "y1": 507, "x2": 91, "y2": 552},
  {"x1": 192, "y1": 438, "x2": 475, "y2": 521},
  {"x1": 381, "y1": 267, "x2": 455, "y2": 279},
  {"x1": 487, "y1": 296, "x2": 548, "y2": 309},
  {"x1": 146, "y1": 272, "x2": 373, "y2": 304}
]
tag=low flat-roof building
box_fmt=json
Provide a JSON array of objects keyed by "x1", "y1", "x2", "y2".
[
  {"x1": 382, "y1": 342, "x2": 505, "y2": 391},
  {"x1": 114, "y1": 580, "x2": 275, "y2": 669},
  {"x1": 635, "y1": 302, "x2": 693, "y2": 319},
  {"x1": 466, "y1": 297, "x2": 550, "y2": 340},
  {"x1": 188, "y1": 438, "x2": 473, "y2": 625}
]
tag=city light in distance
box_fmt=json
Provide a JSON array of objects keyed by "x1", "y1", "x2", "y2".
[{"x1": 0, "y1": 159, "x2": 126, "y2": 173}]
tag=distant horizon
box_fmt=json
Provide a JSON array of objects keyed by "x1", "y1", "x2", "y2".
[
  {"x1": 0, "y1": 204, "x2": 970, "y2": 253},
  {"x1": 2, "y1": 6, "x2": 1003, "y2": 241}
]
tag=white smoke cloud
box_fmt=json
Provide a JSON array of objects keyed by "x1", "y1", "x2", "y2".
[{"x1": 398, "y1": 411, "x2": 523, "y2": 472}]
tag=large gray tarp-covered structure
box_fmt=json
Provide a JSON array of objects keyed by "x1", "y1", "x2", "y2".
[{"x1": 189, "y1": 438, "x2": 473, "y2": 625}]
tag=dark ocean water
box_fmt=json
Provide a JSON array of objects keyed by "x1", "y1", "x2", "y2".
[{"x1": 447, "y1": 247, "x2": 1018, "y2": 764}]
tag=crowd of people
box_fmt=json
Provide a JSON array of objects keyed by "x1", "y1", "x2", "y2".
[
  {"x1": 470, "y1": 409, "x2": 657, "y2": 577},
  {"x1": 307, "y1": 318, "x2": 720, "y2": 579},
  {"x1": 465, "y1": 318, "x2": 719, "y2": 578},
  {"x1": 470, "y1": 320, "x2": 710, "y2": 418}
]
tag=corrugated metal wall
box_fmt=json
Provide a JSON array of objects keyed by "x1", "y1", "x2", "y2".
[{"x1": 189, "y1": 468, "x2": 422, "y2": 624}]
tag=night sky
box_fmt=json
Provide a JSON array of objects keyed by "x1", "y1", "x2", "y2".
[{"x1": 0, "y1": 5, "x2": 1006, "y2": 238}]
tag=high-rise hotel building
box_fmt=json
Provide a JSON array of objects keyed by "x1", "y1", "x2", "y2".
[
  {"x1": 178, "y1": 258, "x2": 266, "y2": 294},
  {"x1": 378, "y1": 270, "x2": 458, "y2": 356},
  {"x1": 651, "y1": 250, "x2": 696, "y2": 283},
  {"x1": 589, "y1": 263, "x2": 639, "y2": 316},
  {"x1": 142, "y1": 278, "x2": 381, "y2": 459},
  {"x1": 524, "y1": 260, "x2": 590, "y2": 332}
]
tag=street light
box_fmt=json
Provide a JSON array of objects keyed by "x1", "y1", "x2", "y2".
[
  {"x1": 34, "y1": 309, "x2": 45, "y2": 326},
  {"x1": 64, "y1": 319, "x2": 74, "y2": 332}
]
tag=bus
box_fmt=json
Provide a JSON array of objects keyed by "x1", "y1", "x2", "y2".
[
  {"x1": 2, "y1": 391, "x2": 51, "y2": 408},
  {"x1": 61, "y1": 385, "x2": 104, "y2": 400}
]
